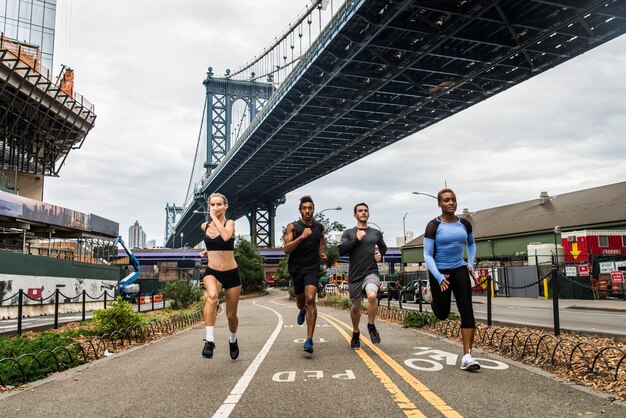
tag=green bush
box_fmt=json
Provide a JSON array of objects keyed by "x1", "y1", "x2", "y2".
[
  {"x1": 0, "y1": 332, "x2": 87, "y2": 384},
  {"x1": 92, "y1": 297, "x2": 142, "y2": 334},
  {"x1": 403, "y1": 311, "x2": 460, "y2": 328},
  {"x1": 163, "y1": 280, "x2": 204, "y2": 309},
  {"x1": 318, "y1": 294, "x2": 363, "y2": 310}
]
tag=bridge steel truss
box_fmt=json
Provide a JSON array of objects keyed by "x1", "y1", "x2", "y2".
[
  {"x1": 203, "y1": 70, "x2": 274, "y2": 172},
  {"x1": 168, "y1": 0, "x2": 626, "y2": 248},
  {"x1": 166, "y1": 75, "x2": 276, "y2": 247}
]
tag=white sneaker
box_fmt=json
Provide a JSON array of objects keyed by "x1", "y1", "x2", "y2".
[{"x1": 460, "y1": 353, "x2": 480, "y2": 371}]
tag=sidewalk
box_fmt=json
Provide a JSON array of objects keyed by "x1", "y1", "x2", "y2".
[{"x1": 466, "y1": 295, "x2": 626, "y2": 341}]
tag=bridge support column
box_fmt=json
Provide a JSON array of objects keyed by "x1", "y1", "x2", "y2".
[
  {"x1": 202, "y1": 69, "x2": 273, "y2": 176},
  {"x1": 164, "y1": 204, "x2": 183, "y2": 247},
  {"x1": 247, "y1": 197, "x2": 284, "y2": 248},
  {"x1": 248, "y1": 204, "x2": 274, "y2": 248}
]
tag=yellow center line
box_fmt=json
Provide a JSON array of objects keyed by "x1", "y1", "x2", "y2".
[
  {"x1": 318, "y1": 312, "x2": 463, "y2": 418},
  {"x1": 323, "y1": 314, "x2": 426, "y2": 417},
  {"x1": 269, "y1": 296, "x2": 424, "y2": 417}
]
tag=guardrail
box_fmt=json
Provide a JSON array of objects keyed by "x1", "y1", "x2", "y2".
[{"x1": 1, "y1": 289, "x2": 166, "y2": 335}]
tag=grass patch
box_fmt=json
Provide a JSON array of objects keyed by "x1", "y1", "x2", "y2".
[
  {"x1": 0, "y1": 305, "x2": 203, "y2": 387},
  {"x1": 318, "y1": 294, "x2": 366, "y2": 310}
]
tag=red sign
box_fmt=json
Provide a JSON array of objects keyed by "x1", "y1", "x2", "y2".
[
  {"x1": 611, "y1": 271, "x2": 624, "y2": 283},
  {"x1": 578, "y1": 265, "x2": 590, "y2": 276}
]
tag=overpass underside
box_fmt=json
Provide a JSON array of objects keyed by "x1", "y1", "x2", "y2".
[{"x1": 171, "y1": 0, "x2": 626, "y2": 248}]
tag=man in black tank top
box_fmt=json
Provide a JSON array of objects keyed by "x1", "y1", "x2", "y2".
[{"x1": 284, "y1": 195, "x2": 327, "y2": 355}]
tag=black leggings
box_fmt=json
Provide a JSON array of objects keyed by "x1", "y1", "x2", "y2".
[{"x1": 429, "y1": 265, "x2": 475, "y2": 328}]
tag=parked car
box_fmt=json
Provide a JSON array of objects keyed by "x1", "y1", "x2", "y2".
[
  {"x1": 324, "y1": 284, "x2": 338, "y2": 295},
  {"x1": 339, "y1": 281, "x2": 349, "y2": 291},
  {"x1": 401, "y1": 279, "x2": 429, "y2": 303},
  {"x1": 378, "y1": 281, "x2": 400, "y2": 300}
]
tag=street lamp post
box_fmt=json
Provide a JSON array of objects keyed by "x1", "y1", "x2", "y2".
[
  {"x1": 368, "y1": 221, "x2": 385, "y2": 277},
  {"x1": 368, "y1": 221, "x2": 383, "y2": 233},
  {"x1": 412, "y1": 191, "x2": 437, "y2": 200},
  {"x1": 319, "y1": 206, "x2": 341, "y2": 215},
  {"x1": 402, "y1": 212, "x2": 408, "y2": 244},
  {"x1": 180, "y1": 232, "x2": 184, "y2": 249},
  {"x1": 552, "y1": 226, "x2": 561, "y2": 336}
]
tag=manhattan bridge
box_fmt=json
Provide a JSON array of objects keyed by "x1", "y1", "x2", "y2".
[{"x1": 164, "y1": 0, "x2": 626, "y2": 248}]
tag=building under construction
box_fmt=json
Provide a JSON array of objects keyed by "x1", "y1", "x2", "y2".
[{"x1": 0, "y1": 2, "x2": 120, "y2": 304}]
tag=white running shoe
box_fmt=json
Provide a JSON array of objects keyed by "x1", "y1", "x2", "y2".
[{"x1": 460, "y1": 353, "x2": 480, "y2": 371}]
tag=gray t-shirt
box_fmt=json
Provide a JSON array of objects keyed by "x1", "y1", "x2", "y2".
[{"x1": 339, "y1": 226, "x2": 387, "y2": 282}]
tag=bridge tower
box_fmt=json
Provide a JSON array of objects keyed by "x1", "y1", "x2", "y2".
[
  {"x1": 202, "y1": 68, "x2": 279, "y2": 247},
  {"x1": 164, "y1": 203, "x2": 183, "y2": 246}
]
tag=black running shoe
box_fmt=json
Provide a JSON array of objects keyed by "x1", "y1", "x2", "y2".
[
  {"x1": 350, "y1": 331, "x2": 360, "y2": 349},
  {"x1": 367, "y1": 323, "x2": 381, "y2": 344},
  {"x1": 229, "y1": 339, "x2": 239, "y2": 360},
  {"x1": 202, "y1": 340, "x2": 215, "y2": 358}
]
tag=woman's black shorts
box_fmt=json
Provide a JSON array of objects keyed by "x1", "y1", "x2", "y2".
[{"x1": 202, "y1": 267, "x2": 242, "y2": 290}]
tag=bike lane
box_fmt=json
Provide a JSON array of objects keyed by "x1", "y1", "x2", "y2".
[
  {"x1": 228, "y1": 293, "x2": 430, "y2": 417},
  {"x1": 313, "y1": 302, "x2": 625, "y2": 418},
  {"x1": 1, "y1": 289, "x2": 624, "y2": 417},
  {"x1": 237, "y1": 291, "x2": 624, "y2": 418},
  {"x1": 0, "y1": 293, "x2": 288, "y2": 417}
]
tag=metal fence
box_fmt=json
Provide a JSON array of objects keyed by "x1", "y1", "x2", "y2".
[
  {"x1": 1, "y1": 289, "x2": 166, "y2": 336},
  {"x1": 0, "y1": 311, "x2": 202, "y2": 387}
]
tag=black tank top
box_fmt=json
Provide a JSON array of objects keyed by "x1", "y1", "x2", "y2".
[
  {"x1": 203, "y1": 221, "x2": 235, "y2": 251},
  {"x1": 287, "y1": 220, "x2": 323, "y2": 274}
]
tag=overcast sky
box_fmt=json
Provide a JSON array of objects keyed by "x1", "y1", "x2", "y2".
[{"x1": 45, "y1": 0, "x2": 626, "y2": 247}]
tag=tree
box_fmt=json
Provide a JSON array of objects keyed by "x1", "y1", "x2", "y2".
[
  {"x1": 234, "y1": 237, "x2": 265, "y2": 294},
  {"x1": 325, "y1": 242, "x2": 340, "y2": 268},
  {"x1": 313, "y1": 212, "x2": 345, "y2": 267},
  {"x1": 275, "y1": 255, "x2": 291, "y2": 286}
]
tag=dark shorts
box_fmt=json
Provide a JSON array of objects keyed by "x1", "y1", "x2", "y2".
[
  {"x1": 291, "y1": 270, "x2": 320, "y2": 295},
  {"x1": 202, "y1": 267, "x2": 242, "y2": 290}
]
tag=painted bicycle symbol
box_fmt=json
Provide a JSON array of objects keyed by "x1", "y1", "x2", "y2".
[{"x1": 404, "y1": 347, "x2": 509, "y2": 371}]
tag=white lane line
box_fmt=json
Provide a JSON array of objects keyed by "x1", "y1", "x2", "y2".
[{"x1": 212, "y1": 299, "x2": 284, "y2": 418}]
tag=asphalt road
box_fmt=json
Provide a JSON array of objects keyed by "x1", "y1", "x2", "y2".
[
  {"x1": 1, "y1": 289, "x2": 624, "y2": 417},
  {"x1": 389, "y1": 297, "x2": 626, "y2": 339}
]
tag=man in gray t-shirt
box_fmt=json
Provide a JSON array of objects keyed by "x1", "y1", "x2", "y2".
[{"x1": 339, "y1": 202, "x2": 387, "y2": 348}]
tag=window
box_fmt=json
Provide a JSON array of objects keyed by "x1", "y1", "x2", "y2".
[
  {"x1": 599, "y1": 236, "x2": 609, "y2": 248},
  {"x1": 622, "y1": 236, "x2": 626, "y2": 247}
]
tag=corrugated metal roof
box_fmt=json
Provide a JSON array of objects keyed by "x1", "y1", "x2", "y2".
[{"x1": 404, "y1": 181, "x2": 626, "y2": 248}]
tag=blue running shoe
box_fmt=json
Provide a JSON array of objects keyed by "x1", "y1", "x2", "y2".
[
  {"x1": 297, "y1": 308, "x2": 306, "y2": 325},
  {"x1": 303, "y1": 338, "x2": 314, "y2": 354}
]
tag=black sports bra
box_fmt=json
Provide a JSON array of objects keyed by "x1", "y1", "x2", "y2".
[{"x1": 203, "y1": 222, "x2": 235, "y2": 251}]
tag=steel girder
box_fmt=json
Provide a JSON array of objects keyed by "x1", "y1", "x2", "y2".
[
  {"x1": 0, "y1": 49, "x2": 96, "y2": 176},
  {"x1": 169, "y1": 0, "x2": 626, "y2": 248}
]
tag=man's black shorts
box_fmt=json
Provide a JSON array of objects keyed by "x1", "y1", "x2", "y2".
[{"x1": 292, "y1": 270, "x2": 320, "y2": 295}]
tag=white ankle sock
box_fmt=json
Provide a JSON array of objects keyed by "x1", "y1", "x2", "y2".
[
  {"x1": 229, "y1": 332, "x2": 237, "y2": 343},
  {"x1": 205, "y1": 326, "x2": 214, "y2": 342}
]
